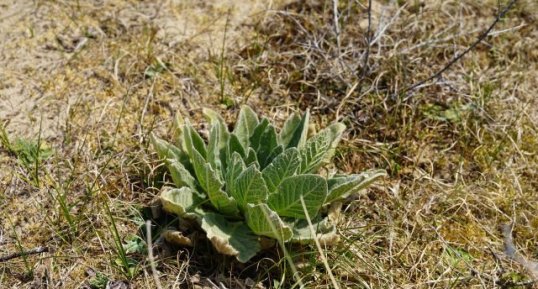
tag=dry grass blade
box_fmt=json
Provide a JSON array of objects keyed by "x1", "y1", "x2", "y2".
[
  {"x1": 300, "y1": 195, "x2": 340, "y2": 289},
  {"x1": 146, "y1": 220, "x2": 163, "y2": 289},
  {"x1": 260, "y1": 202, "x2": 305, "y2": 288}
]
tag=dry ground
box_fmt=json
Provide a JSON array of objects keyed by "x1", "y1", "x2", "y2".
[{"x1": 1, "y1": 0, "x2": 537, "y2": 288}]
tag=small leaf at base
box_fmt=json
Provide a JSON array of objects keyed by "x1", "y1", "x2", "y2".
[
  {"x1": 200, "y1": 212, "x2": 261, "y2": 263},
  {"x1": 160, "y1": 187, "x2": 204, "y2": 219}
]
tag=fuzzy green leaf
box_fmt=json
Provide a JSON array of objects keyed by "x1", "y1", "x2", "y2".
[
  {"x1": 249, "y1": 118, "x2": 279, "y2": 167},
  {"x1": 230, "y1": 165, "x2": 268, "y2": 210},
  {"x1": 225, "y1": 152, "x2": 246, "y2": 196},
  {"x1": 249, "y1": 118, "x2": 270, "y2": 151},
  {"x1": 325, "y1": 122, "x2": 346, "y2": 160},
  {"x1": 257, "y1": 125, "x2": 279, "y2": 168},
  {"x1": 233, "y1": 106, "x2": 259, "y2": 148},
  {"x1": 227, "y1": 133, "x2": 246, "y2": 160},
  {"x1": 203, "y1": 107, "x2": 230, "y2": 151},
  {"x1": 245, "y1": 203, "x2": 292, "y2": 241},
  {"x1": 279, "y1": 110, "x2": 310, "y2": 149},
  {"x1": 326, "y1": 169, "x2": 386, "y2": 203},
  {"x1": 245, "y1": 147, "x2": 258, "y2": 167},
  {"x1": 191, "y1": 149, "x2": 239, "y2": 216},
  {"x1": 203, "y1": 108, "x2": 231, "y2": 173},
  {"x1": 265, "y1": 145, "x2": 284, "y2": 166},
  {"x1": 268, "y1": 174, "x2": 327, "y2": 219},
  {"x1": 150, "y1": 133, "x2": 183, "y2": 161},
  {"x1": 299, "y1": 123, "x2": 345, "y2": 173},
  {"x1": 200, "y1": 212, "x2": 261, "y2": 263},
  {"x1": 288, "y1": 217, "x2": 338, "y2": 245},
  {"x1": 151, "y1": 133, "x2": 193, "y2": 174},
  {"x1": 183, "y1": 122, "x2": 208, "y2": 160},
  {"x1": 207, "y1": 123, "x2": 221, "y2": 172},
  {"x1": 160, "y1": 187, "x2": 204, "y2": 219},
  {"x1": 279, "y1": 112, "x2": 300, "y2": 147},
  {"x1": 164, "y1": 158, "x2": 198, "y2": 191},
  {"x1": 262, "y1": 148, "x2": 301, "y2": 192}
]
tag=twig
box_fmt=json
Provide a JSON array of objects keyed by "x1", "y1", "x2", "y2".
[
  {"x1": 335, "y1": 81, "x2": 359, "y2": 121},
  {"x1": 218, "y1": 9, "x2": 231, "y2": 104},
  {"x1": 333, "y1": 0, "x2": 341, "y2": 48},
  {"x1": 358, "y1": 0, "x2": 372, "y2": 80},
  {"x1": 0, "y1": 246, "x2": 49, "y2": 262},
  {"x1": 402, "y1": 0, "x2": 518, "y2": 96},
  {"x1": 337, "y1": 0, "x2": 371, "y2": 116},
  {"x1": 333, "y1": 0, "x2": 345, "y2": 74},
  {"x1": 146, "y1": 220, "x2": 163, "y2": 289}
]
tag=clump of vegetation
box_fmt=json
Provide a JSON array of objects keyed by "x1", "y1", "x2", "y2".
[
  {"x1": 151, "y1": 106, "x2": 385, "y2": 262},
  {"x1": 0, "y1": 124, "x2": 52, "y2": 169},
  {"x1": 10, "y1": 138, "x2": 52, "y2": 169},
  {"x1": 88, "y1": 272, "x2": 109, "y2": 289}
]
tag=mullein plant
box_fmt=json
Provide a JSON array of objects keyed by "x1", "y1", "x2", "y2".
[{"x1": 151, "y1": 106, "x2": 386, "y2": 262}]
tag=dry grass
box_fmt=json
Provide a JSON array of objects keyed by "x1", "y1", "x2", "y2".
[{"x1": 1, "y1": 0, "x2": 537, "y2": 288}]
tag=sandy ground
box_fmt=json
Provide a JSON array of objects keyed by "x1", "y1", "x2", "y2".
[
  {"x1": 0, "y1": 0, "x2": 63, "y2": 139},
  {"x1": 0, "y1": 0, "x2": 279, "y2": 140}
]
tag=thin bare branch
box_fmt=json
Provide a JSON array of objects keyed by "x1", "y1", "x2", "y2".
[
  {"x1": 0, "y1": 246, "x2": 49, "y2": 262},
  {"x1": 358, "y1": 0, "x2": 372, "y2": 80},
  {"x1": 403, "y1": 0, "x2": 518, "y2": 97},
  {"x1": 146, "y1": 220, "x2": 164, "y2": 289}
]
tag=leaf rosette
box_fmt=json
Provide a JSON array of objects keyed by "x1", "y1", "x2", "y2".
[{"x1": 152, "y1": 106, "x2": 386, "y2": 262}]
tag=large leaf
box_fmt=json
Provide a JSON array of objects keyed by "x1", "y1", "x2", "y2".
[
  {"x1": 262, "y1": 148, "x2": 301, "y2": 192},
  {"x1": 268, "y1": 174, "x2": 327, "y2": 219},
  {"x1": 203, "y1": 108, "x2": 231, "y2": 173},
  {"x1": 190, "y1": 149, "x2": 239, "y2": 216},
  {"x1": 230, "y1": 165, "x2": 268, "y2": 210},
  {"x1": 172, "y1": 113, "x2": 189, "y2": 155},
  {"x1": 279, "y1": 110, "x2": 310, "y2": 149},
  {"x1": 206, "y1": 123, "x2": 222, "y2": 173},
  {"x1": 233, "y1": 106, "x2": 259, "y2": 148},
  {"x1": 265, "y1": 145, "x2": 284, "y2": 167},
  {"x1": 227, "y1": 133, "x2": 246, "y2": 160},
  {"x1": 183, "y1": 122, "x2": 208, "y2": 160},
  {"x1": 245, "y1": 203, "x2": 292, "y2": 241},
  {"x1": 200, "y1": 212, "x2": 261, "y2": 263},
  {"x1": 249, "y1": 118, "x2": 270, "y2": 151},
  {"x1": 160, "y1": 187, "x2": 204, "y2": 219},
  {"x1": 258, "y1": 126, "x2": 279, "y2": 168},
  {"x1": 326, "y1": 169, "x2": 387, "y2": 203},
  {"x1": 245, "y1": 147, "x2": 258, "y2": 167},
  {"x1": 325, "y1": 122, "x2": 346, "y2": 161},
  {"x1": 249, "y1": 118, "x2": 278, "y2": 168},
  {"x1": 288, "y1": 217, "x2": 339, "y2": 245},
  {"x1": 202, "y1": 107, "x2": 230, "y2": 151},
  {"x1": 299, "y1": 123, "x2": 345, "y2": 173},
  {"x1": 279, "y1": 112, "x2": 300, "y2": 147},
  {"x1": 164, "y1": 158, "x2": 198, "y2": 192},
  {"x1": 225, "y1": 152, "x2": 246, "y2": 196},
  {"x1": 151, "y1": 133, "x2": 193, "y2": 174},
  {"x1": 150, "y1": 133, "x2": 183, "y2": 161}
]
